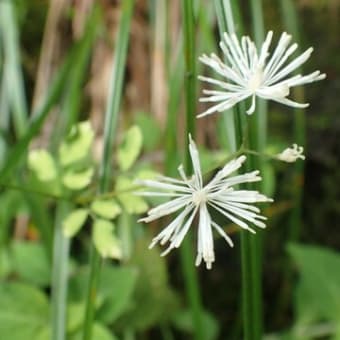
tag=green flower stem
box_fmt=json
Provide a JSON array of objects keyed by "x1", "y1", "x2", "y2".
[
  {"x1": 247, "y1": 1, "x2": 267, "y2": 339},
  {"x1": 82, "y1": 1, "x2": 135, "y2": 339},
  {"x1": 51, "y1": 201, "x2": 71, "y2": 340},
  {"x1": 181, "y1": 1, "x2": 204, "y2": 340},
  {"x1": 214, "y1": 1, "x2": 266, "y2": 339},
  {"x1": 279, "y1": 0, "x2": 305, "y2": 242},
  {"x1": 276, "y1": 0, "x2": 306, "y2": 320}
]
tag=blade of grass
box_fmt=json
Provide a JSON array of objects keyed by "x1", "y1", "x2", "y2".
[
  {"x1": 82, "y1": 2, "x2": 135, "y2": 339},
  {"x1": 0, "y1": 0, "x2": 28, "y2": 137},
  {"x1": 181, "y1": 1, "x2": 204, "y2": 339},
  {"x1": 52, "y1": 8, "x2": 100, "y2": 145},
  {"x1": 0, "y1": 43, "x2": 79, "y2": 180},
  {"x1": 51, "y1": 201, "x2": 71, "y2": 340},
  {"x1": 50, "y1": 8, "x2": 100, "y2": 340}
]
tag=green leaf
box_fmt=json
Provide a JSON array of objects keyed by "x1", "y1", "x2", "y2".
[
  {"x1": 0, "y1": 248, "x2": 11, "y2": 278},
  {"x1": 135, "y1": 112, "x2": 161, "y2": 151},
  {"x1": 62, "y1": 167, "x2": 94, "y2": 190},
  {"x1": 28, "y1": 149, "x2": 57, "y2": 181},
  {"x1": 11, "y1": 241, "x2": 51, "y2": 287},
  {"x1": 97, "y1": 266, "x2": 138, "y2": 323},
  {"x1": 118, "y1": 238, "x2": 179, "y2": 331},
  {"x1": 67, "y1": 302, "x2": 85, "y2": 333},
  {"x1": 90, "y1": 199, "x2": 121, "y2": 219},
  {"x1": 117, "y1": 125, "x2": 143, "y2": 171},
  {"x1": 116, "y1": 176, "x2": 148, "y2": 214},
  {"x1": 70, "y1": 323, "x2": 118, "y2": 340},
  {"x1": 172, "y1": 309, "x2": 219, "y2": 340},
  {"x1": 68, "y1": 266, "x2": 137, "y2": 325},
  {"x1": 93, "y1": 219, "x2": 122, "y2": 259},
  {"x1": 62, "y1": 209, "x2": 88, "y2": 238},
  {"x1": 288, "y1": 243, "x2": 340, "y2": 321},
  {"x1": 0, "y1": 282, "x2": 50, "y2": 340},
  {"x1": 59, "y1": 121, "x2": 94, "y2": 166}
]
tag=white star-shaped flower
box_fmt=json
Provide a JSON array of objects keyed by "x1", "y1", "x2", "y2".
[
  {"x1": 136, "y1": 136, "x2": 272, "y2": 269},
  {"x1": 198, "y1": 31, "x2": 326, "y2": 117}
]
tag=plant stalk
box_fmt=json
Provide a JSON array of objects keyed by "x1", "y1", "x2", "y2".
[{"x1": 82, "y1": 1, "x2": 135, "y2": 339}]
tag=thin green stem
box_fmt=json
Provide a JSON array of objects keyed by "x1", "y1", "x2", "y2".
[
  {"x1": 280, "y1": 0, "x2": 305, "y2": 242},
  {"x1": 51, "y1": 201, "x2": 71, "y2": 340},
  {"x1": 247, "y1": 1, "x2": 267, "y2": 338},
  {"x1": 214, "y1": 1, "x2": 266, "y2": 338},
  {"x1": 82, "y1": 2, "x2": 135, "y2": 339},
  {"x1": 181, "y1": 1, "x2": 204, "y2": 340}
]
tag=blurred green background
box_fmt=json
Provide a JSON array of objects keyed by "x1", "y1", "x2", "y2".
[{"x1": 0, "y1": 0, "x2": 339, "y2": 339}]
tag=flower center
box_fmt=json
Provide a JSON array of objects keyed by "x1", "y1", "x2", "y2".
[
  {"x1": 248, "y1": 68, "x2": 263, "y2": 93},
  {"x1": 192, "y1": 190, "x2": 207, "y2": 205}
]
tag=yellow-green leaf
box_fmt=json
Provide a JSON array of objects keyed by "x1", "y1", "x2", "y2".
[
  {"x1": 59, "y1": 121, "x2": 94, "y2": 166},
  {"x1": 62, "y1": 209, "x2": 88, "y2": 238},
  {"x1": 116, "y1": 176, "x2": 148, "y2": 214},
  {"x1": 93, "y1": 219, "x2": 122, "y2": 259},
  {"x1": 62, "y1": 167, "x2": 94, "y2": 190},
  {"x1": 90, "y1": 199, "x2": 121, "y2": 219},
  {"x1": 28, "y1": 149, "x2": 56, "y2": 181},
  {"x1": 117, "y1": 125, "x2": 143, "y2": 171}
]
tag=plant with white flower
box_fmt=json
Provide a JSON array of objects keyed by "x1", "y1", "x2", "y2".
[
  {"x1": 198, "y1": 31, "x2": 326, "y2": 117},
  {"x1": 136, "y1": 135, "x2": 273, "y2": 269},
  {"x1": 277, "y1": 144, "x2": 305, "y2": 163}
]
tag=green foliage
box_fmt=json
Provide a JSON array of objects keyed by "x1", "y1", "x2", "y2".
[
  {"x1": 0, "y1": 282, "x2": 50, "y2": 340},
  {"x1": 68, "y1": 266, "x2": 137, "y2": 325},
  {"x1": 93, "y1": 219, "x2": 122, "y2": 259},
  {"x1": 172, "y1": 308, "x2": 219, "y2": 340},
  {"x1": 62, "y1": 209, "x2": 88, "y2": 238},
  {"x1": 135, "y1": 112, "x2": 161, "y2": 151},
  {"x1": 11, "y1": 241, "x2": 51, "y2": 287},
  {"x1": 70, "y1": 323, "x2": 118, "y2": 340},
  {"x1": 116, "y1": 176, "x2": 148, "y2": 214},
  {"x1": 287, "y1": 243, "x2": 340, "y2": 338},
  {"x1": 59, "y1": 121, "x2": 94, "y2": 167},
  {"x1": 90, "y1": 199, "x2": 122, "y2": 220},
  {"x1": 118, "y1": 239, "x2": 179, "y2": 331},
  {"x1": 28, "y1": 120, "x2": 95, "y2": 193},
  {"x1": 28, "y1": 149, "x2": 57, "y2": 181},
  {"x1": 117, "y1": 125, "x2": 143, "y2": 171},
  {"x1": 62, "y1": 167, "x2": 94, "y2": 190}
]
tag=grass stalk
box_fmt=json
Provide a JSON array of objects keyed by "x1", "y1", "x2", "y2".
[
  {"x1": 82, "y1": 1, "x2": 135, "y2": 339},
  {"x1": 180, "y1": 1, "x2": 204, "y2": 339},
  {"x1": 51, "y1": 201, "x2": 71, "y2": 340},
  {"x1": 214, "y1": 0, "x2": 266, "y2": 338},
  {"x1": 0, "y1": 0, "x2": 28, "y2": 137},
  {"x1": 280, "y1": 0, "x2": 305, "y2": 242}
]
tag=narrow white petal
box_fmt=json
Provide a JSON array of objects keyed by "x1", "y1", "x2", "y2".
[
  {"x1": 138, "y1": 179, "x2": 192, "y2": 193},
  {"x1": 198, "y1": 75, "x2": 243, "y2": 92},
  {"x1": 268, "y1": 47, "x2": 314, "y2": 85},
  {"x1": 211, "y1": 221, "x2": 234, "y2": 247},
  {"x1": 198, "y1": 204, "x2": 215, "y2": 269},
  {"x1": 258, "y1": 31, "x2": 273, "y2": 66},
  {"x1": 148, "y1": 204, "x2": 194, "y2": 248},
  {"x1": 172, "y1": 205, "x2": 199, "y2": 248},
  {"x1": 188, "y1": 135, "x2": 203, "y2": 188},
  {"x1": 209, "y1": 201, "x2": 256, "y2": 233},
  {"x1": 246, "y1": 95, "x2": 257, "y2": 115}
]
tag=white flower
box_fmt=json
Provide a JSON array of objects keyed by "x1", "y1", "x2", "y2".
[
  {"x1": 136, "y1": 136, "x2": 272, "y2": 269},
  {"x1": 198, "y1": 31, "x2": 326, "y2": 117},
  {"x1": 277, "y1": 144, "x2": 305, "y2": 163}
]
